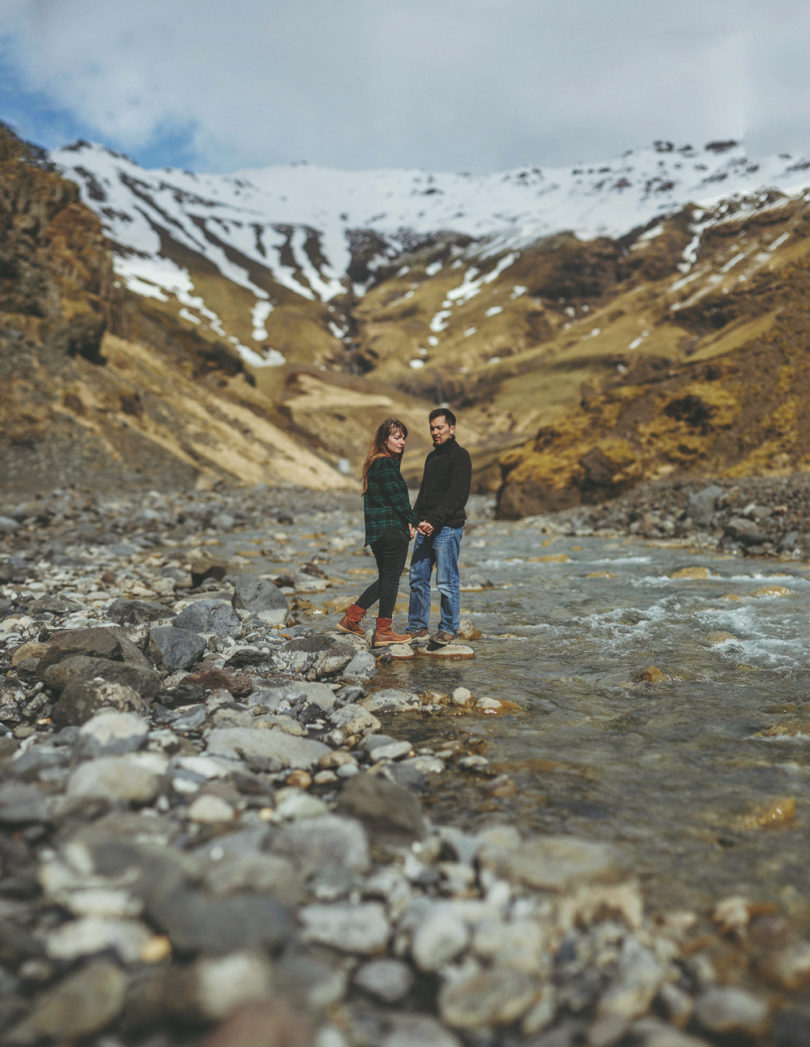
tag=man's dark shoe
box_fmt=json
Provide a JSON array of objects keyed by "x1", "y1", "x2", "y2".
[
  {"x1": 429, "y1": 630, "x2": 455, "y2": 647},
  {"x1": 407, "y1": 628, "x2": 429, "y2": 645}
]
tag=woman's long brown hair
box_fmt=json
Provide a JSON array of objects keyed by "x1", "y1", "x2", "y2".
[{"x1": 361, "y1": 418, "x2": 408, "y2": 493}]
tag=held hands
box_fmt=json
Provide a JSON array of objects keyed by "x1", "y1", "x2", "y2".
[{"x1": 417, "y1": 520, "x2": 434, "y2": 536}]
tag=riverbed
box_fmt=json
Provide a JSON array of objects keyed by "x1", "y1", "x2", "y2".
[{"x1": 249, "y1": 505, "x2": 810, "y2": 936}]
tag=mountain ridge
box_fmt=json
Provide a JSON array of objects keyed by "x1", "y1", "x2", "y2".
[{"x1": 5, "y1": 120, "x2": 810, "y2": 506}]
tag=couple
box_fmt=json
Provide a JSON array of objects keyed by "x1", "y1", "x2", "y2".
[{"x1": 337, "y1": 408, "x2": 471, "y2": 649}]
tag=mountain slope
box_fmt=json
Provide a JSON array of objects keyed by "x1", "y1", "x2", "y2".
[
  {"x1": 26, "y1": 134, "x2": 810, "y2": 504},
  {"x1": 0, "y1": 122, "x2": 352, "y2": 495}
]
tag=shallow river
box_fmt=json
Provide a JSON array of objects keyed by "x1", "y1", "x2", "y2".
[{"x1": 235, "y1": 506, "x2": 810, "y2": 933}]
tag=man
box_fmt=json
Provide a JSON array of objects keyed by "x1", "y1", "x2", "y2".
[{"x1": 407, "y1": 407, "x2": 472, "y2": 647}]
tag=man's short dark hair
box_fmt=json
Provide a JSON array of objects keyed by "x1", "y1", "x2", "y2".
[{"x1": 429, "y1": 407, "x2": 456, "y2": 426}]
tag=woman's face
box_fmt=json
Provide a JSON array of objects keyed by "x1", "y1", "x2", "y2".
[{"x1": 385, "y1": 428, "x2": 406, "y2": 456}]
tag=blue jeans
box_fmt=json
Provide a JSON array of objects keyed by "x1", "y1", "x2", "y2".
[{"x1": 407, "y1": 526, "x2": 463, "y2": 636}]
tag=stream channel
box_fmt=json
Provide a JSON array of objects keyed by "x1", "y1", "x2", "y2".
[{"x1": 227, "y1": 501, "x2": 810, "y2": 937}]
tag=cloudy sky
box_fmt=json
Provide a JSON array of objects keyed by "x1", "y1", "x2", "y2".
[{"x1": 1, "y1": 0, "x2": 807, "y2": 174}]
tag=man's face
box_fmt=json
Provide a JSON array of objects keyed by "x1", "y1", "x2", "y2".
[{"x1": 429, "y1": 415, "x2": 455, "y2": 446}]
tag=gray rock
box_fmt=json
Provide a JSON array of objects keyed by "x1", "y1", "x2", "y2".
[
  {"x1": 336, "y1": 772, "x2": 427, "y2": 844},
  {"x1": 66, "y1": 753, "x2": 168, "y2": 805},
  {"x1": 383, "y1": 1015, "x2": 462, "y2": 1047},
  {"x1": 0, "y1": 780, "x2": 51, "y2": 825},
  {"x1": 148, "y1": 625, "x2": 207, "y2": 670},
  {"x1": 597, "y1": 938, "x2": 665, "y2": 1020},
  {"x1": 273, "y1": 634, "x2": 356, "y2": 679},
  {"x1": 76, "y1": 710, "x2": 150, "y2": 757},
  {"x1": 189, "y1": 950, "x2": 275, "y2": 1019},
  {"x1": 107, "y1": 598, "x2": 171, "y2": 625},
  {"x1": 693, "y1": 986, "x2": 769, "y2": 1035},
  {"x1": 275, "y1": 947, "x2": 350, "y2": 1011},
  {"x1": 5, "y1": 958, "x2": 127, "y2": 1044},
  {"x1": 724, "y1": 516, "x2": 768, "y2": 546},
  {"x1": 145, "y1": 884, "x2": 294, "y2": 955},
  {"x1": 412, "y1": 904, "x2": 469, "y2": 971},
  {"x1": 294, "y1": 681, "x2": 338, "y2": 715},
  {"x1": 363, "y1": 687, "x2": 421, "y2": 712},
  {"x1": 53, "y1": 677, "x2": 152, "y2": 728},
  {"x1": 202, "y1": 852, "x2": 302, "y2": 906},
  {"x1": 342, "y1": 649, "x2": 377, "y2": 680},
  {"x1": 0, "y1": 515, "x2": 19, "y2": 535},
  {"x1": 42, "y1": 655, "x2": 161, "y2": 702},
  {"x1": 329, "y1": 702, "x2": 382, "y2": 737},
  {"x1": 354, "y1": 957, "x2": 414, "y2": 1002},
  {"x1": 438, "y1": 965, "x2": 538, "y2": 1029},
  {"x1": 628, "y1": 1019, "x2": 712, "y2": 1046},
  {"x1": 45, "y1": 915, "x2": 152, "y2": 963},
  {"x1": 271, "y1": 814, "x2": 370, "y2": 877},
  {"x1": 299, "y1": 901, "x2": 390, "y2": 953},
  {"x1": 205, "y1": 726, "x2": 329, "y2": 769},
  {"x1": 232, "y1": 575, "x2": 288, "y2": 625},
  {"x1": 686, "y1": 485, "x2": 724, "y2": 527},
  {"x1": 37, "y1": 626, "x2": 151, "y2": 670},
  {"x1": 174, "y1": 598, "x2": 242, "y2": 638}
]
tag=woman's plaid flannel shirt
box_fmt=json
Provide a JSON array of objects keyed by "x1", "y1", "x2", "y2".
[{"x1": 363, "y1": 456, "x2": 416, "y2": 546}]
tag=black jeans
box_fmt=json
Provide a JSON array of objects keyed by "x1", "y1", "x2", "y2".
[{"x1": 357, "y1": 527, "x2": 409, "y2": 619}]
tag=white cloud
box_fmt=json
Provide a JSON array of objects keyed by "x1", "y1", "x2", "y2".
[{"x1": 1, "y1": 0, "x2": 808, "y2": 172}]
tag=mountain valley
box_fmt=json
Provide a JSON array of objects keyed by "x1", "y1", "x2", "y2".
[{"x1": 3, "y1": 122, "x2": 810, "y2": 510}]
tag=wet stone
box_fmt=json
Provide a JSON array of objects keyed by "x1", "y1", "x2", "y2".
[{"x1": 420, "y1": 643, "x2": 475, "y2": 659}]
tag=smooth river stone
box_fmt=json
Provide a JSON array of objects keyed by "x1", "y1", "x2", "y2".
[
  {"x1": 381, "y1": 644, "x2": 415, "y2": 659},
  {"x1": 420, "y1": 643, "x2": 475, "y2": 659}
]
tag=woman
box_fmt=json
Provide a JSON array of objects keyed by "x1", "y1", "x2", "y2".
[{"x1": 337, "y1": 418, "x2": 416, "y2": 646}]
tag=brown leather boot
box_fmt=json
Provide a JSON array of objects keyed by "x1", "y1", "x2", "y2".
[
  {"x1": 337, "y1": 603, "x2": 366, "y2": 636},
  {"x1": 372, "y1": 618, "x2": 412, "y2": 647}
]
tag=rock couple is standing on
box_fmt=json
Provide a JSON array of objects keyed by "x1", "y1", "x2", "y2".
[{"x1": 338, "y1": 408, "x2": 472, "y2": 651}]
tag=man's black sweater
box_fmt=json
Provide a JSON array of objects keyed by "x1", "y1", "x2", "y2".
[{"x1": 413, "y1": 436, "x2": 471, "y2": 533}]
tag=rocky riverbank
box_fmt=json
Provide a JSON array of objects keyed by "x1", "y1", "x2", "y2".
[
  {"x1": 529, "y1": 473, "x2": 810, "y2": 560},
  {"x1": 1, "y1": 482, "x2": 809, "y2": 1047}
]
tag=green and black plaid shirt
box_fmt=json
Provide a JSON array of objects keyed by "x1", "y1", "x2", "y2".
[{"x1": 363, "y1": 456, "x2": 416, "y2": 546}]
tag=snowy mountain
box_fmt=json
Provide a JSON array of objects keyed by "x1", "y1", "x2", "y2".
[
  {"x1": 6, "y1": 116, "x2": 810, "y2": 502},
  {"x1": 51, "y1": 138, "x2": 810, "y2": 372}
]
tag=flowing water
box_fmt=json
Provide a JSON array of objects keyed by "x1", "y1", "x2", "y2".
[{"x1": 230, "y1": 506, "x2": 810, "y2": 932}]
